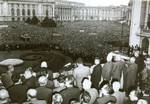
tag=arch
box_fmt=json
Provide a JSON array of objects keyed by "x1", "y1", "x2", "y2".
[
  {"x1": 17, "y1": 8, "x2": 20, "y2": 16},
  {"x1": 22, "y1": 9, "x2": 25, "y2": 16},
  {"x1": 11, "y1": 8, "x2": 15, "y2": 16},
  {"x1": 142, "y1": 37, "x2": 149, "y2": 53}
]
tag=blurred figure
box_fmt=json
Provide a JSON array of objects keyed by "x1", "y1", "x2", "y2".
[
  {"x1": 23, "y1": 89, "x2": 47, "y2": 104},
  {"x1": 124, "y1": 57, "x2": 138, "y2": 92},
  {"x1": 94, "y1": 80, "x2": 116, "y2": 104},
  {"x1": 112, "y1": 80, "x2": 127, "y2": 104},
  {"x1": 134, "y1": 50, "x2": 145, "y2": 89},
  {"x1": 22, "y1": 68, "x2": 38, "y2": 89},
  {"x1": 36, "y1": 76, "x2": 53, "y2": 103},
  {"x1": 91, "y1": 58, "x2": 102, "y2": 89},
  {"x1": 73, "y1": 58, "x2": 90, "y2": 90},
  {"x1": 0, "y1": 89, "x2": 10, "y2": 104},
  {"x1": 1, "y1": 65, "x2": 14, "y2": 89},
  {"x1": 111, "y1": 56, "x2": 126, "y2": 84},
  {"x1": 102, "y1": 54, "x2": 113, "y2": 81},
  {"x1": 37, "y1": 61, "x2": 53, "y2": 80},
  {"x1": 52, "y1": 93, "x2": 63, "y2": 104},
  {"x1": 81, "y1": 78, "x2": 98, "y2": 104},
  {"x1": 7, "y1": 74, "x2": 28, "y2": 103}
]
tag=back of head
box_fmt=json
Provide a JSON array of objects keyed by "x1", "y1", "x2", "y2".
[
  {"x1": 38, "y1": 76, "x2": 48, "y2": 86},
  {"x1": 94, "y1": 58, "x2": 100, "y2": 65},
  {"x1": 8, "y1": 65, "x2": 14, "y2": 72},
  {"x1": 27, "y1": 89, "x2": 37, "y2": 98},
  {"x1": 82, "y1": 78, "x2": 92, "y2": 90},
  {"x1": 130, "y1": 57, "x2": 136, "y2": 64},
  {"x1": 137, "y1": 99, "x2": 148, "y2": 104},
  {"x1": 112, "y1": 81, "x2": 121, "y2": 92},
  {"x1": 24, "y1": 69, "x2": 32, "y2": 79},
  {"x1": 0, "y1": 89, "x2": 9, "y2": 100},
  {"x1": 52, "y1": 93, "x2": 63, "y2": 104},
  {"x1": 41, "y1": 61, "x2": 48, "y2": 68}
]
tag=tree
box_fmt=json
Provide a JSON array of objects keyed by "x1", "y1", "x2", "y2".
[
  {"x1": 41, "y1": 17, "x2": 57, "y2": 27},
  {"x1": 31, "y1": 16, "x2": 39, "y2": 25},
  {"x1": 25, "y1": 17, "x2": 31, "y2": 24}
]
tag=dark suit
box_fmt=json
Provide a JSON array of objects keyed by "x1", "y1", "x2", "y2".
[
  {"x1": 94, "y1": 95, "x2": 116, "y2": 104},
  {"x1": 111, "y1": 61, "x2": 126, "y2": 81},
  {"x1": 102, "y1": 62, "x2": 113, "y2": 80},
  {"x1": 91, "y1": 64, "x2": 102, "y2": 89},
  {"x1": 23, "y1": 76, "x2": 38, "y2": 89},
  {"x1": 7, "y1": 84, "x2": 28, "y2": 103},
  {"x1": 36, "y1": 86, "x2": 53, "y2": 103},
  {"x1": 124, "y1": 63, "x2": 138, "y2": 92},
  {"x1": 60, "y1": 87, "x2": 80, "y2": 104}
]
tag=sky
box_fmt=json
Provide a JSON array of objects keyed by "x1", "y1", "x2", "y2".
[{"x1": 68, "y1": 0, "x2": 130, "y2": 6}]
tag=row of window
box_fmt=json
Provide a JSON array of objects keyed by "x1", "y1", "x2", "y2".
[{"x1": 11, "y1": 8, "x2": 50, "y2": 16}]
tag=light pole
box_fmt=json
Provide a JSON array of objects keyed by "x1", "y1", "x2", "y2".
[{"x1": 120, "y1": 20, "x2": 126, "y2": 53}]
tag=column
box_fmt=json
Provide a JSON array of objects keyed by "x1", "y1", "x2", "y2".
[
  {"x1": 2, "y1": 1, "x2": 8, "y2": 21},
  {"x1": 148, "y1": 38, "x2": 150, "y2": 55},
  {"x1": 52, "y1": 4, "x2": 55, "y2": 18},
  {"x1": 38, "y1": 4, "x2": 43, "y2": 17},
  {"x1": 129, "y1": 0, "x2": 142, "y2": 47},
  {"x1": 144, "y1": 0, "x2": 149, "y2": 29}
]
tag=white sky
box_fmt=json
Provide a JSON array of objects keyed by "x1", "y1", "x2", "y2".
[{"x1": 68, "y1": 0, "x2": 130, "y2": 6}]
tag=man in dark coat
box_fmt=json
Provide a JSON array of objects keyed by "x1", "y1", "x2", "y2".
[
  {"x1": 91, "y1": 58, "x2": 102, "y2": 89},
  {"x1": 36, "y1": 76, "x2": 53, "y2": 103},
  {"x1": 7, "y1": 74, "x2": 28, "y2": 103},
  {"x1": 102, "y1": 54, "x2": 113, "y2": 81},
  {"x1": 124, "y1": 57, "x2": 138, "y2": 92},
  {"x1": 60, "y1": 87, "x2": 80, "y2": 104},
  {"x1": 135, "y1": 51, "x2": 145, "y2": 89},
  {"x1": 111, "y1": 56, "x2": 126, "y2": 82}
]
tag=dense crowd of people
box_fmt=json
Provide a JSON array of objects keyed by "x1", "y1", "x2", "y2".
[
  {"x1": 0, "y1": 21, "x2": 129, "y2": 59},
  {"x1": 0, "y1": 49, "x2": 149, "y2": 104}
]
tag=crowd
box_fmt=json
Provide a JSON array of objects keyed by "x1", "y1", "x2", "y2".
[
  {"x1": 0, "y1": 21, "x2": 129, "y2": 59},
  {"x1": 0, "y1": 49, "x2": 149, "y2": 104}
]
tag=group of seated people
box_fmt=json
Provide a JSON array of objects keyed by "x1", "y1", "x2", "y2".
[{"x1": 0, "y1": 50, "x2": 149, "y2": 104}]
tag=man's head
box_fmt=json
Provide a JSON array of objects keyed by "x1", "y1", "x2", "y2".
[
  {"x1": 99, "y1": 80, "x2": 111, "y2": 96},
  {"x1": 38, "y1": 76, "x2": 48, "y2": 86},
  {"x1": 52, "y1": 93, "x2": 63, "y2": 104},
  {"x1": 128, "y1": 87, "x2": 138, "y2": 101},
  {"x1": 134, "y1": 51, "x2": 139, "y2": 57},
  {"x1": 7, "y1": 65, "x2": 14, "y2": 72},
  {"x1": 24, "y1": 69, "x2": 32, "y2": 79},
  {"x1": 76, "y1": 58, "x2": 83, "y2": 66},
  {"x1": 94, "y1": 58, "x2": 100, "y2": 65},
  {"x1": 82, "y1": 91, "x2": 91, "y2": 104},
  {"x1": 130, "y1": 57, "x2": 136, "y2": 64},
  {"x1": 0, "y1": 89, "x2": 9, "y2": 104},
  {"x1": 82, "y1": 77, "x2": 91, "y2": 90},
  {"x1": 112, "y1": 80, "x2": 121, "y2": 92},
  {"x1": 27, "y1": 89, "x2": 37, "y2": 100}
]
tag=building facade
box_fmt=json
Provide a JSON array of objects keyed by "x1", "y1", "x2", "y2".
[
  {"x1": 0, "y1": 0, "x2": 128, "y2": 21},
  {"x1": 129, "y1": 0, "x2": 150, "y2": 55}
]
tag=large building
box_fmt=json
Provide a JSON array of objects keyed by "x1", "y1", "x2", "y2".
[
  {"x1": 0, "y1": 0, "x2": 128, "y2": 21},
  {"x1": 129, "y1": 0, "x2": 150, "y2": 54}
]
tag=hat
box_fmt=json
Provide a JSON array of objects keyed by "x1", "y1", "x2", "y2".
[
  {"x1": 145, "y1": 58, "x2": 150, "y2": 65},
  {"x1": 40, "y1": 61, "x2": 48, "y2": 68}
]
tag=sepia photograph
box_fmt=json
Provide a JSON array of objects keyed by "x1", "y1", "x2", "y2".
[{"x1": 0, "y1": 0, "x2": 149, "y2": 104}]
